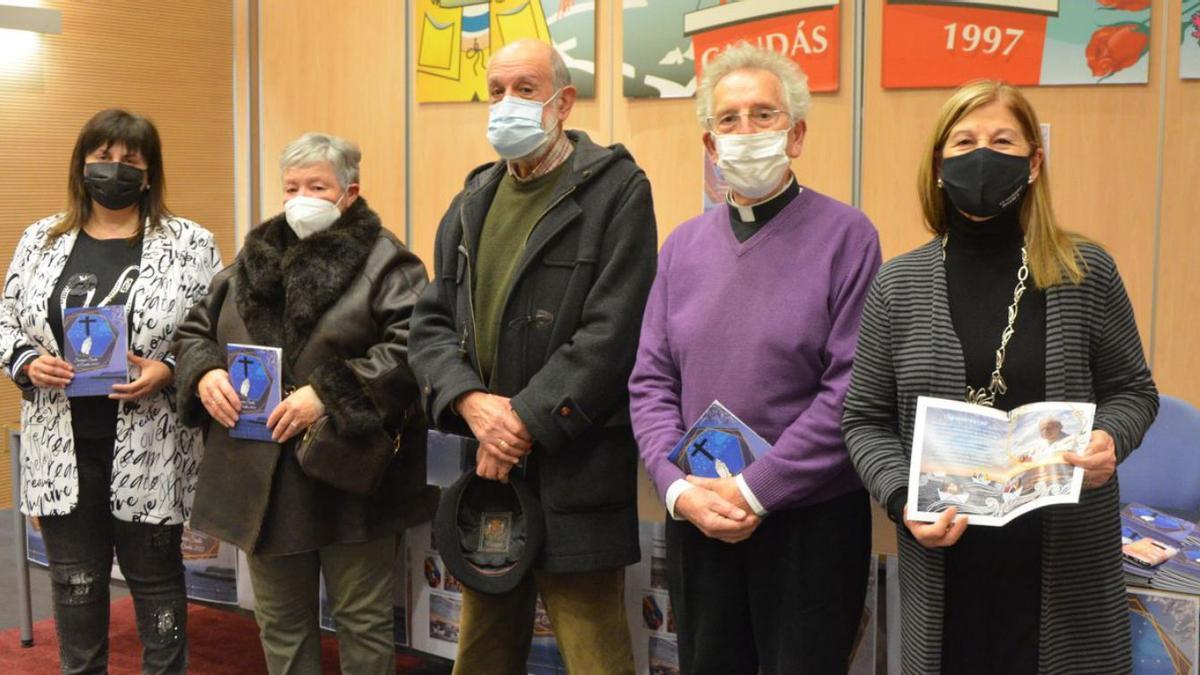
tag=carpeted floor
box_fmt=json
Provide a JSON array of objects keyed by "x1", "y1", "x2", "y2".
[{"x1": 0, "y1": 596, "x2": 451, "y2": 674}]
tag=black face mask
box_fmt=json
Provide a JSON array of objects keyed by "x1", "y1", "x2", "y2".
[
  {"x1": 939, "y1": 148, "x2": 1031, "y2": 219},
  {"x1": 83, "y1": 162, "x2": 146, "y2": 210}
]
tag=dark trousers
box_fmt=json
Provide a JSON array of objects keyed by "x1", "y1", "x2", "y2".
[
  {"x1": 39, "y1": 436, "x2": 188, "y2": 675},
  {"x1": 666, "y1": 488, "x2": 871, "y2": 675},
  {"x1": 941, "y1": 511, "x2": 1042, "y2": 675},
  {"x1": 245, "y1": 536, "x2": 397, "y2": 675}
]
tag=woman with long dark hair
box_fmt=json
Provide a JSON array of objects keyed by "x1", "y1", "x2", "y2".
[{"x1": 0, "y1": 109, "x2": 222, "y2": 673}]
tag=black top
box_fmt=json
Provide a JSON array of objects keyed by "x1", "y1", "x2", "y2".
[
  {"x1": 941, "y1": 204, "x2": 1046, "y2": 675},
  {"x1": 944, "y1": 206, "x2": 1047, "y2": 409},
  {"x1": 49, "y1": 230, "x2": 143, "y2": 440},
  {"x1": 727, "y1": 177, "x2": 800, "y2": 243}
]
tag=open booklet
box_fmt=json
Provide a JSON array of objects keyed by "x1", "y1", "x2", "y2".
[{"x1": 907, "y1": 396, "x2": 1094, "y2": 527}]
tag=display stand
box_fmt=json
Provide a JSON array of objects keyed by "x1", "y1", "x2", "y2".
[{"x1": 8, "y1": 428, "x2": 33, "y2": 647}]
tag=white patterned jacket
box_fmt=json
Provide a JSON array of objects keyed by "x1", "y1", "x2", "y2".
[{"x1": 0, "y1": 214, "x2": 223, "y2": 524}]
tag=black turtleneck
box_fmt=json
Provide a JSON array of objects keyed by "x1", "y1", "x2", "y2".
[
  {"x1": 941, "y1": 203, "x2": 1045, "y2": 675},
  {"x1": 944, "y1": 205, "x2": 1046, "y2": 409},
  {"x1": 727, "y1": 178, "x2": 800, "y2": 242}
]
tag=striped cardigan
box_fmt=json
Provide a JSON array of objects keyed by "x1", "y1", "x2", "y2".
[{"x1": 843, "y1": 238, "x2": 1158, "y2": 675}]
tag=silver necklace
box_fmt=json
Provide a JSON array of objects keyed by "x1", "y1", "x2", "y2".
[{"x1": 942, "y1": 235, "x2": 1029, "y2": 408}]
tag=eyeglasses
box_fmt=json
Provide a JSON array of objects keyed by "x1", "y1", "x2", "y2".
[{"x1": 704, "y1": 108, "x2": 788, "y2": 134}]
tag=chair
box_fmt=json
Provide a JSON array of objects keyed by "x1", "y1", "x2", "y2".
[{"x1": 1118, "y1": 394, "x2": 1200, "y2": 516}]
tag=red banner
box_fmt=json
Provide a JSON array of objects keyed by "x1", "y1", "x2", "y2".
[{"x1": 882, "y1": 2, "x2": 1049, "y2": 88}]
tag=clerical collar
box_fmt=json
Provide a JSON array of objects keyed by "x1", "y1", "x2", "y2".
[{"x1": 727, "y1": 176, "x2": 800, "y2": 225}]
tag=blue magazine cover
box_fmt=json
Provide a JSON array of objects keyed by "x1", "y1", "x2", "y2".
[
  {"x1": 667, "y1": 401, "x2": 771, "y2": 479},
  {"x1": 227, "y1": 343, "x2": 282, "y2": 442},
  {"x1": 63, "y1": 305, "x2": 128, "y2": 397},
  {"x1": 1123, "y1": 503, "x2": 1195, "y2": 546}
]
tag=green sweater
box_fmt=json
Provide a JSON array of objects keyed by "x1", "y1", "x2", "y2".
[{"x1": 473, "y1": 160, "x2": 572, "y2": 383}]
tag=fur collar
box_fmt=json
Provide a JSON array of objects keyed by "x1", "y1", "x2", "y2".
[{"x1": 236, "y1": 197, "x2": 380, "y2": 363}]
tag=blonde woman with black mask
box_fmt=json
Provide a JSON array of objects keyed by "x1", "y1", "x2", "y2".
[{"x1": 843, "y1": 81, "x2": 1157, "y2": 674}]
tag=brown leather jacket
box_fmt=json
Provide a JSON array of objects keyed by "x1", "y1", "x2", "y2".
[{"x1": 173, "y1": 198, "x2": 437, "y2": 554}]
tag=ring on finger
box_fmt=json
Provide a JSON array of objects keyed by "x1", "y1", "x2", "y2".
[{"x1": 498, "y1": 439, "x2": 508, "y2": 450}]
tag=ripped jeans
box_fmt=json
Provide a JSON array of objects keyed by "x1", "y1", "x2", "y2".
[{"x1": 39, "y1": 436, "x2": 188, "y2": 674}]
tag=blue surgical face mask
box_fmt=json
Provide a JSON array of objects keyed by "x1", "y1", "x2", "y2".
[{"x1": 486, "y1": 89, "x2": 562, "y2": 160}]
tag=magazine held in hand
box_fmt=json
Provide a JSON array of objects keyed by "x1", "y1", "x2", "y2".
[
  {"x1": 907, "y1": 396, "x2": 1095, "y2": 526},
  {"x1": 668, "y1": 401, "x2": 770, "y2": 478},
  {"x1": 226, "y1": 344, "x2": 282, "y2": 442},
  {"x1": 62, "y1": 305, "x2": 129, "y2": 397}
]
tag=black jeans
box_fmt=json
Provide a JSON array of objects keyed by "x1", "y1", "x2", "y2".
[
  {"x1": 666, "y1": 487, "x2": 872, "y2": 675},
  {"x1": 39, "y1": 436, "x2": 188, "y2": 674}
]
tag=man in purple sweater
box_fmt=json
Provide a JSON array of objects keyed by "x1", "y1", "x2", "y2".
[{"x1": 629, "y1": 45, "x2": 881, "y2": 674}]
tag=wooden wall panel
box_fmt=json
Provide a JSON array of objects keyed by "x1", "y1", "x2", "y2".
[
  {"x1": 861, "y1": 1, "x2": 1165, "y2": 352},
  {"x1": 0, "y1": 0, "x2": 236, "y2": 273},
  {"x1": 233, "y1": 0, "x2": 253, "y2": 247},
  {"x1": 410, "y1": 103, "x2": 487, "y2": 268},
  {"x1": 257, "y1": 0, "x2": 406, "y2": 237},
  {"x1": 0, "y1": 0, "x2": 234, "y2": 502},
  {"x1": 1150, "y1": 0, "x2": 1200, "y2": 404}
]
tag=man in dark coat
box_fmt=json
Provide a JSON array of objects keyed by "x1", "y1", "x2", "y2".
[{"x1": 409, "y1": 38, "x2": 657, "y2": 675}]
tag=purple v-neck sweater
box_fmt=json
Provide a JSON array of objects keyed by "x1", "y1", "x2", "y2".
[{"x1": 629, "y1": 188, "x2": 881, "y2": 512}]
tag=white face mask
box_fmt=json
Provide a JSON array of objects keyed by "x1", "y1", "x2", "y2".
[
  {"x1": 284, "y1": 192, "x2": 345, "y2": 239},
  {"x1": 713, "y1": 130, "x2": 792, "y2": 200},
  {"x1": 487, "y1": 89, "x2": 562, "y2": 160}
]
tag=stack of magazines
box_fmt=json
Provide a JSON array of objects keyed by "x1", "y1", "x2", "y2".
[{"x1": 1120, "y1": 503, "x2": 1200, "y2": 594}]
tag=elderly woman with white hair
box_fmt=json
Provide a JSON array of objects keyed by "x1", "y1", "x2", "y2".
[
  {"x1": 630, "y1": 44, "x2": 881, "y2": 674},
  {"x1": 173, "y1": 132, "x2": 437, "y2": 674}
]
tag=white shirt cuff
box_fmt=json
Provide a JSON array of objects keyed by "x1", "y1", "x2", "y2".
[
  {"x1": 664, "y1": 478, "x2": 695, "y2": 521},
  {"x1": 735, "y1": 474, "x2": 768, "y2": 517}
]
